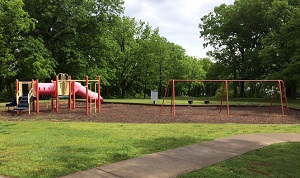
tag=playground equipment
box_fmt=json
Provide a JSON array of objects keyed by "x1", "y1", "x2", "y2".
[
  {"x1": 160, "y1": 79, "x2": 289, "y2": 117},
  {"x1": 5, "y1": 98, "x2": 17, "y2": 110},
  {"x1": 8, "y1": 73, "x2": 103, "y2": 115}
]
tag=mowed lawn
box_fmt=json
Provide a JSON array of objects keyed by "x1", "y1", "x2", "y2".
[
  {"x1": 179, "y1": 142, "x2": 300, "y2": 178},
  {"x1": 0, "y1": 121, "x2": 300, "y2": 177}
]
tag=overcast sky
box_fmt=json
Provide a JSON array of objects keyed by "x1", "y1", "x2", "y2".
[{"x1": 123, "y1": 0, "x2": 235, "y2": 58}]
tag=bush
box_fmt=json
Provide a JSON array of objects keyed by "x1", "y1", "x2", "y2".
[{"x1": 215, "y1": 86, "x2": 234, "y2": 98}]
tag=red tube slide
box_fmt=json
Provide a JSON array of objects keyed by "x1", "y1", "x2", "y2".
[
  {"x1": 37, "y1": 82, "x2": 104, "y2": 103},
  {"x1": 38, "y1": 83, "x2": 56, "y2": 95},
  {"x1": 74, "y1": 82, "x2": 104, "y2": 103}
]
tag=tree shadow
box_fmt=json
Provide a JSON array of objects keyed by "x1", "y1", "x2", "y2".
[{"x1": 132, "y1": 136, "x2": 207, "y2": 154}]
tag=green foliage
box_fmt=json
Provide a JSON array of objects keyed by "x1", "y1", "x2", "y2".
[
  {"x1": 259, "y1": 1, "x2": 300, "y2": 97},
  {"x1": 200, "y1": 0, "x2": 300, "y2": 98},
  {"x1": 22, "y1": 0, "x2": 124, "y2": 80},
  {"x1": 108, "y1": 16, "x2": 140, "y2": 98},
  {"x1": 15, "y1": 37, "x2": 56, "y2": 81},
  {"x1": 0, "y1": 0, "x2": 38, "y2": 100},
  {"x1": 0, "y1": 0, "x2": 35, "y2": 90},
  {"x1": 200, "y1": 0, "x2": 269, "y2": 80},
  {"x1": 1, "y1": 0, "x2": 206, "y2": 99},
  {"x1": 105, "y1": 16, "x2": 196, "y2": 98},
  {"x1": 215, "y1": 85, "x2": 234, "y2": 98}
]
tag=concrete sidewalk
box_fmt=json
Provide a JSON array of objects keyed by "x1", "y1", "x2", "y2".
[{"x1": 61, "y1": 133, "x2": 300, "y2": 178}]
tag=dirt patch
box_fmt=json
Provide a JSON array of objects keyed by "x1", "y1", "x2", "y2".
[{"x1": 1, "y1": 103, "x2": 299, "y2": 124}]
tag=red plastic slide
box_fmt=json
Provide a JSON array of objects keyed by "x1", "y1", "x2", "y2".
[
  {"x1": 37, "y1": 82, "x2": 104, "y2": 103},
  {"x1": 74, "y1": 82, "x2": 104, "y2": 103}
]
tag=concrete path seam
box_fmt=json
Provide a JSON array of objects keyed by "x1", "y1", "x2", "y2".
[
  {"x1": 95, "y1": 168, "x2": 123, "y2": 178},
  {"x1": 258, "y1": 133, "x2": 300, "y2": 141},
  {"x1": 156, "y1": 152, "x2": 202, "y2": 166}
]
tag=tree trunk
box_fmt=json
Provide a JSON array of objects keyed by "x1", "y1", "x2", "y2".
[
  {"x1": 121, "y1": 79, "x2": 126, "y2": 98},
  {"x1": 143, "y1": 82, "x2": 147, "y2": 99},
  {"x1": 240, "y1": 81, "x2": 245, "y2": 97},
  {"x1": 286, "y1": 81, "x2": 297, "y2": 98},
  {"x1": 143, "y1": 66, "x2": 148, "y2": 99},
  {"x1": 121, "y1": 89, "x2": 126, "y2": 98},
  {"x1": 233, "y1": 73, "x2": 238, "y2": 97}
]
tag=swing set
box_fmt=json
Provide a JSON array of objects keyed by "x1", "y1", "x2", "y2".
[{"x1": 160, "y1": 79, "x2": 289, "y2": 117}]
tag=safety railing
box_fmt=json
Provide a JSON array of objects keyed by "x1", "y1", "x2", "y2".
[{"x1": 28, "y1": 88, "x2": 34, "y2": 114}]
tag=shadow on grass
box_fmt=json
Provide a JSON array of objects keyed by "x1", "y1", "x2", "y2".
[
  {"x1": 103, "y1": 136, "x2": 204, "y2": 164},
  {"x1": 132, "y1": 136, "x2": 206, "y2": 154},
  {"x1": 24, "y1": 136, "x2": 207, "y2": 177},
  {"x1": 0, "y1": 122, "x2": 17, "y2": 135},
  {"x1": 26, "y1": 146, "x2": 100, "y2": 177}
]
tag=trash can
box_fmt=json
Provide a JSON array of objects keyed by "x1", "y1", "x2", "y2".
[{"x1": 151, "y1": 90, "x2": 158, "y2": 104}]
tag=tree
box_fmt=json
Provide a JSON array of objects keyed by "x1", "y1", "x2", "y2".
[
  {"x1": 14, "y1": 37, "x2": 56, "y2": 80},
  {"x1": 152, "y1": 35, "x2": 173, "y2": 98},
  {"x1": 178, "y1": 56, "x2": 207, "y2": 96},
  {"x1": 109, "y1": 16, "x2": 146, "y2": 98},
  {"x1": 1, "y1": 0, "x2": 215, "y2": 99},
  {"x1": 199, "y1": 0, "x2": 273, "y2": 96},
  {"x1": 134, "y1": 25, "x2": 159, "y2": 98},
  {"x1": 259, "y1": 0, "x2": 300, "y2": 97},
  {"x1": 0, "y1": 0, "x2": 35, "y2": 98},
  {"x1": 23, "y1": 0, "x2": 124, "y2": 80}
]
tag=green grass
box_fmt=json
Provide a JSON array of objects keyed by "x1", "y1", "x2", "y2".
[
  {"x1": 179, "y1": 142, "x2": 300, "y2": 178},
  {"x1": 0, "y1": 122, "x2": 300, "y2": 177},
  {"x1": 104, "y1": 97, "x2": 300, "y2": 108}
]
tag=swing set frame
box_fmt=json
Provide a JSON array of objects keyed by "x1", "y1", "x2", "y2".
[{"x1": 160, "y1": 79, "x2": 289, "y2": 117}]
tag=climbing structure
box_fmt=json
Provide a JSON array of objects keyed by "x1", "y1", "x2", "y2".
[{"x1": 11, "y1": 73, "x2": 103, "y2": 115}]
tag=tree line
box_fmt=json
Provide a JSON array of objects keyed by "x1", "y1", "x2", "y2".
[
  {"x1": 0, "y1": 0, "x2": 299, "y2": 100},
  {"x1": 0, "y1": 0, "x2": 210, "y2": 100}
]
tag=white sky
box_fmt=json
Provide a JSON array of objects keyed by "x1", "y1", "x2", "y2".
[{"x1": 123, "y1": 0, "x2": 235, "y2": 58}]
